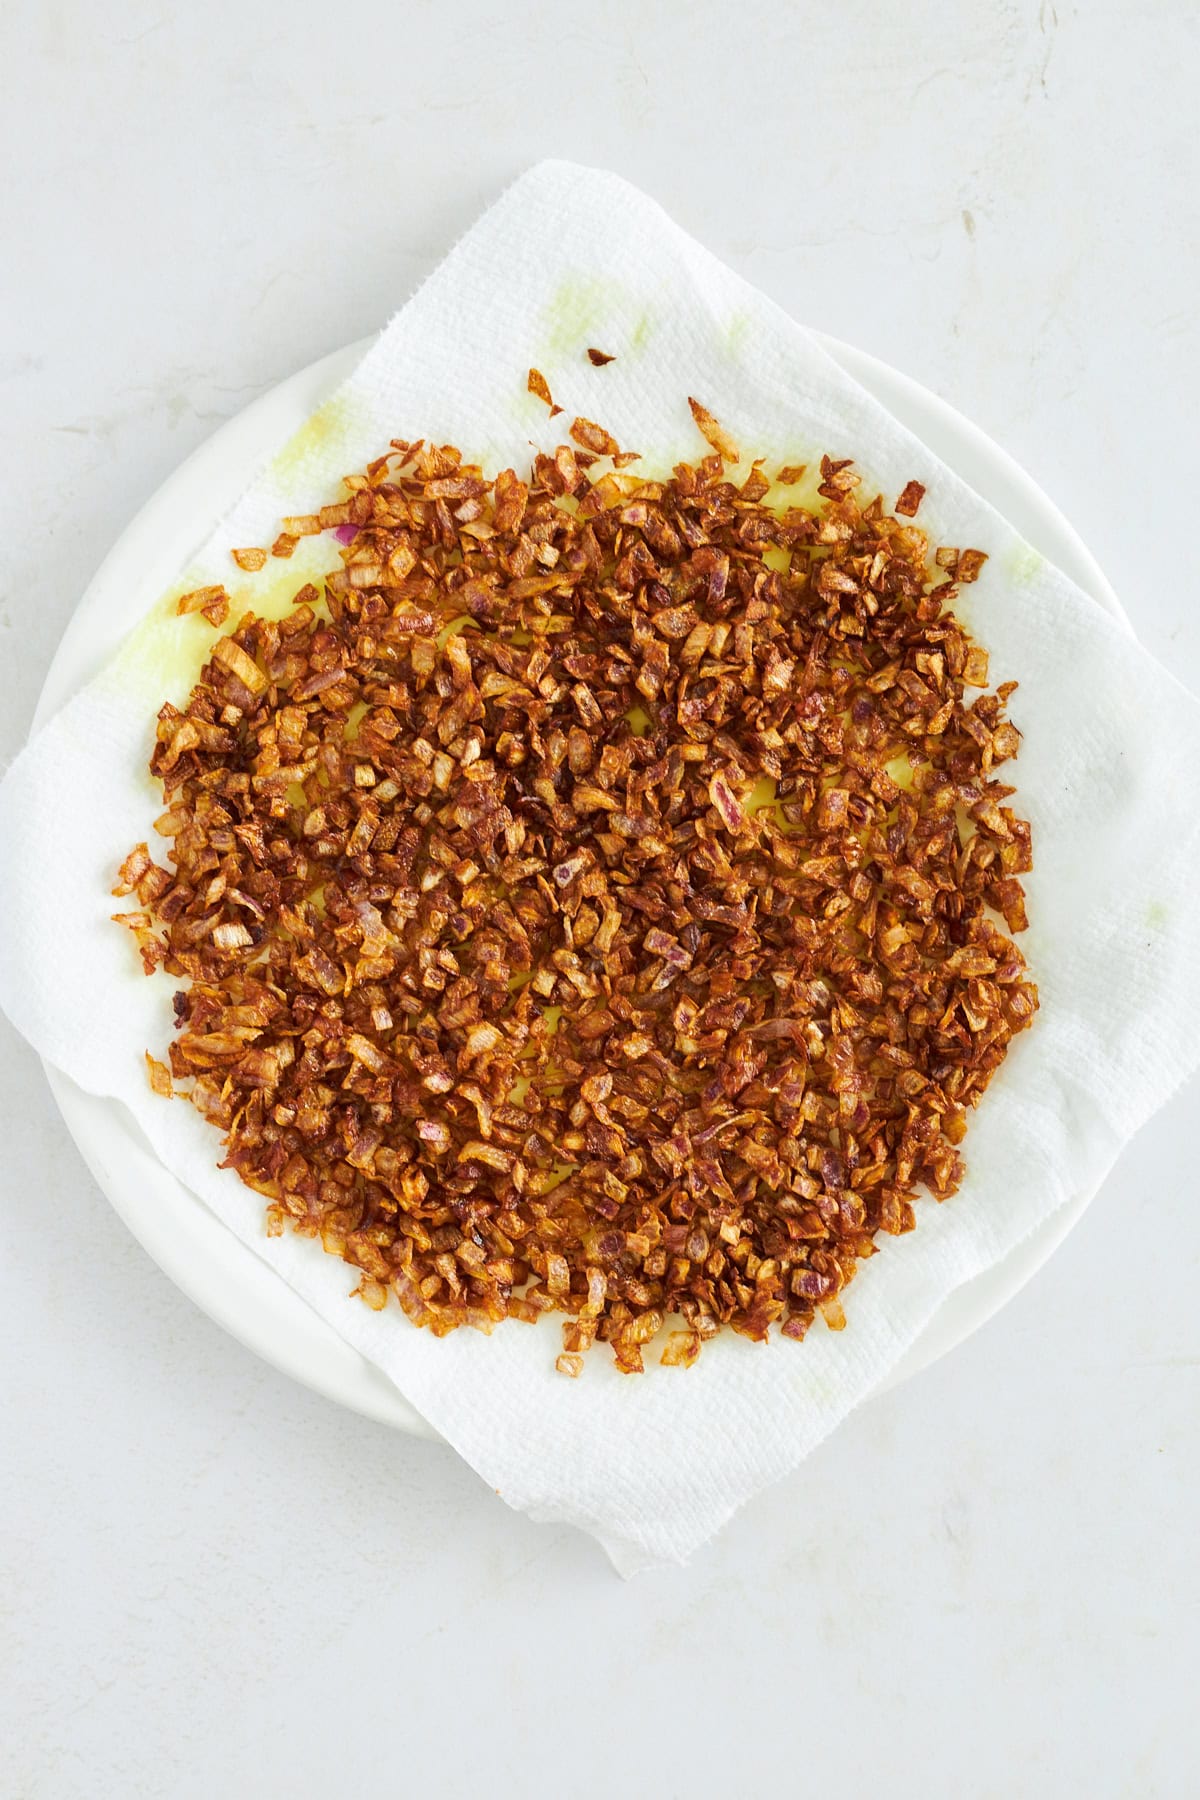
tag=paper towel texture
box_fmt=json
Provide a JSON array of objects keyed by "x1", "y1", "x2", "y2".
[{"x1": 3, "y1": 162, "x2": 1199, "y2": 1572}]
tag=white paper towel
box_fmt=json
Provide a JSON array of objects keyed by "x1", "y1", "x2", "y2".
[{"x1": 3, "y1": 161, "x2": 1200, "y2": 1574}]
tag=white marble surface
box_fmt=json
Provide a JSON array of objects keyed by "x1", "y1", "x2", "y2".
[{"x1": 2, "y1": 2, "x2": 1198, "y2": 1795}]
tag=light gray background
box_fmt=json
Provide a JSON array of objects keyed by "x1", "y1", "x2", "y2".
[{"x1": 2, "y1": 3, "x2": 1197, "y2": 1796}]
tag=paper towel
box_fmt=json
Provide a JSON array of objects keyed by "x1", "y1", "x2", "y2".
[{"x1": 3, "y1": 161, "x2": 1200, "y2": 1573}]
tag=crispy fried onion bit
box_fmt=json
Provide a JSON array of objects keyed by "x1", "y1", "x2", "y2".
[{"x1": 114, "y1": 423, "x2": 1035, "y2": 1374}]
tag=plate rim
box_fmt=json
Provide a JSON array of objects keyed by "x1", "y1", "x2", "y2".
[{"x1": 36, "y1": 331, "x2": 1125, "y2": 1433}]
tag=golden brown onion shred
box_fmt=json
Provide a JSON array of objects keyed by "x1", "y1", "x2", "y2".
[{"x1": 114, "y1": 417, "x2": 1036, "y2": 1374}]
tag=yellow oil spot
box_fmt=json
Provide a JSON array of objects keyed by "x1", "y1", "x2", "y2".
[
  {"x1": 630, "y1": 311, "x2": 653, "y2": 353},
  {"x1": 763, "y1": 545, "x2": 791, "y2": 575},
  {"x1": 885, "y1": 755, "x2": 916, "y2": 792},
  {"x1": 270, "y1": 390, "x2": 359, "y2": 490},
  {"x1": 543, "y1": 274, "x2": 617, "y2": 360},
  {"x1": 100, "y1": 573, "x2": 224, "y2": 715},
  {"x1": 745, "y1": 772, "x2": 802, "y2": 836},
  {"x1": 244, "y1": 537, "x2": 337, "y2": 619},
  {"x1": 102, "y1": 538, "x2": 339, "y2": 716},
  {"x1": 761, "y1": 462, "x2": 825, "y2": 514},
  {"x1": 1146, "y1": 899, "x2": 1168, "y2": 929},
  {"x1": 344, "y1": 701, "x2": 369, "y2": 739},
  {"x1": 745, "y1": 775, "x2": 778, "y2": 816},
  {"x1": 541, "y1": 1163, "x2": 576, "y2": 1193},
  {"x1": 1007, "y1": 540, "x2": 1045, "y2": 585},
  {"x1": 626, "y1": 702, "x2": 652, "y2": 736},
  {"x1": 726, "y1": 311, "x2": 751, "y2": 357},
  {"x1": 436, "y1": 614, "x2": 479, "y2": 648}
]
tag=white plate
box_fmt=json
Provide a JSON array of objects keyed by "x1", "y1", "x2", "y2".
[{"x1": 35, "y1": 336, "x2": 1128, "y2": 1437}]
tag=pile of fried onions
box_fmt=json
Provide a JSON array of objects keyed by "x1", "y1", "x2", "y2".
[{"x1": 114, "y1": 398, "x2": 1036, "y2": 1374}]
